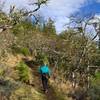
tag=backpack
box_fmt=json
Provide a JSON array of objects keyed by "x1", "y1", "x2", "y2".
[{"x1": 39, "y1": 65, "x2": 50, "y2": 79}]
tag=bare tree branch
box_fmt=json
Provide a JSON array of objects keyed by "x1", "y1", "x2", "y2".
[
  {"x1": 23, "y1": 0, "x2": 48, "y2": 16},
  {"x1": 0, "y1": 25, "x2": 12, "y2": 33},
  {"x1": 29, "y1": 14, "x2": 39, "y2": 24}
]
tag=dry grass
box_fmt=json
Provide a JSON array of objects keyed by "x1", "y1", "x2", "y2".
[{"x1": 50, "y1": 79, "x2": 73, "y2": 100}]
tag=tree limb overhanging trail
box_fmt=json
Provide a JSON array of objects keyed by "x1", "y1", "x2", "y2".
[
  {"x1": 23, "y1": 0, "x2": 48, "y2": 24},
  {"x1": 24, "y1": 0, "x2": 48, "y2": 15}
]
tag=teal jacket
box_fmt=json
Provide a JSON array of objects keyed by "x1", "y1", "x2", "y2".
[{"x1": 39, "y1": 65, "x2": 51, "y2": 75}]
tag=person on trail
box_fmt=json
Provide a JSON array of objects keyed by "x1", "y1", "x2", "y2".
[{"x1": 39, "y1": 62, "x2": 51, "y2": 93}]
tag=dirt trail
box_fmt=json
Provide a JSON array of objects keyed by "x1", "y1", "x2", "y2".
[
  {"x1": 46, "y1": 86, "x2": 58, "y2": 100},
  {"x1": 32, "y1": 67, "x2": 58, "y2": 100},
  {"x1": 25, "y1": 60, "x2": 59, "y2": 100}
]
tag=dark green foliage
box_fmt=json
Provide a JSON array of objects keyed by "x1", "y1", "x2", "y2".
[
  {"x1": 87, "y1": 72, "x2": 100, "y2": 100},
  {"x1": 95, "y1": 72, "x2": 100, "y2": 79},
  {"x1": 93, "y1": 49, "x2": 100, "y2": 66},
  {"x1": 91, "y1": 72, "x2": 100, "y2": 86},
  {"x1": 88, "y1": 85, "x2": 100, "y2": 100},
  {"x1": 16, "y1": 61, "x2": 30, "y2": 82}
]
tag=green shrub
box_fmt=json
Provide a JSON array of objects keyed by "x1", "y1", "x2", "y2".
[
  {"x1": 16, "y1": 61, "x2": 30, "y2": 83},
  {"x1": 91, "y1": 72, "x2": 100, "y2": 86},
  {"x1": 0, "y1": 69, "x2": 5, "y2": 76},
  {"x1": 95, "y1": 72, "x2": 100, "y2": 79},
  {"x1": 11, "y1": 44, "x2": 30, "y2": 56},
  {"x1": 88, "y1": 72, "x2": 100, "y2": 100},
  {"x1": 43, "y1": 55, "x2": 49, "y2": 64},
  {"x1": 20, "y1": 48, "x2": 30, "y2": 56}
]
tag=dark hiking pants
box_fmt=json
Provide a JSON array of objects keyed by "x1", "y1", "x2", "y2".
[{"x1": 41, "y1": 73, "x2": 48, "y2": 91}]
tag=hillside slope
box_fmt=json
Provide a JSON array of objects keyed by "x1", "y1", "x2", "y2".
[{"x1": 0, "y1": 54, "x2": 72, "y2": 100}]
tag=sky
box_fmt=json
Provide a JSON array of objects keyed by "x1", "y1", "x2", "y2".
[{"x1": 1, "y1": 0, "x2": 100, "y2": 33}]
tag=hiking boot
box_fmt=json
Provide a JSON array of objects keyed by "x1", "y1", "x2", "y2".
[{"x1": 45, "y1": 90, "x2": 48, "y2": 93}]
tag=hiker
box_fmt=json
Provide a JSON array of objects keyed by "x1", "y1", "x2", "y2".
[{"x1": 39, "y1": 62, "x2": 51, "y2": 93}]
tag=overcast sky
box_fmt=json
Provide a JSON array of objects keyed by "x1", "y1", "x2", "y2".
[{"x1": 1, "y1": 0, "x2": 100, "y2": 32}]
